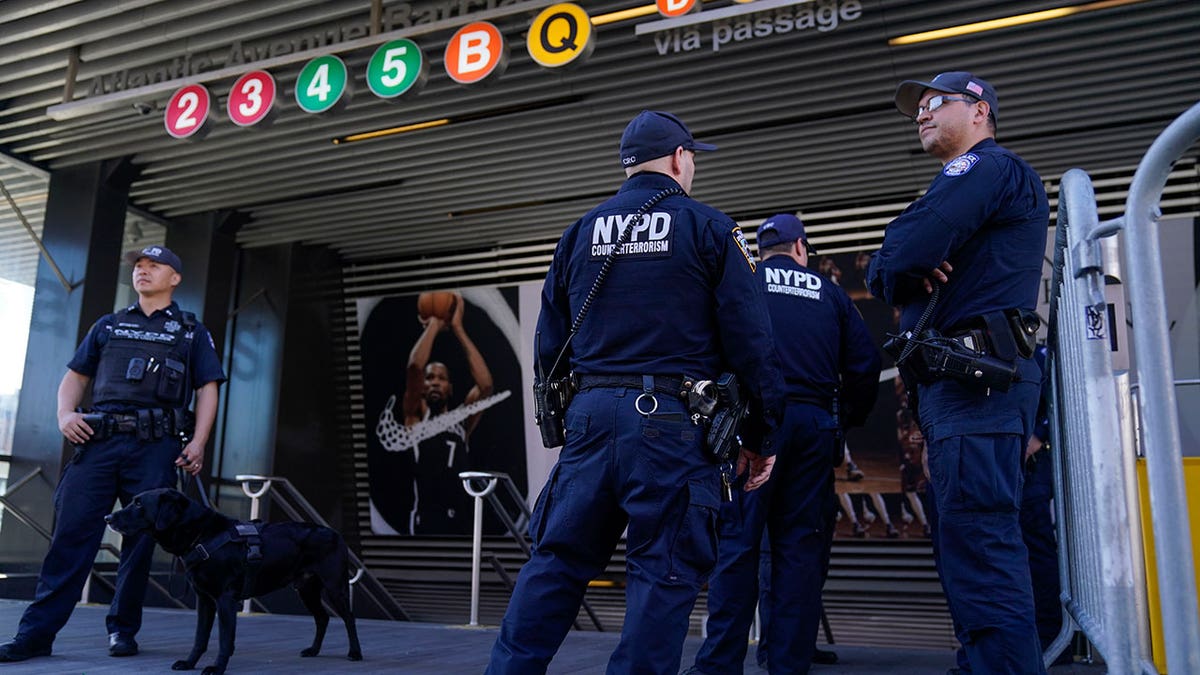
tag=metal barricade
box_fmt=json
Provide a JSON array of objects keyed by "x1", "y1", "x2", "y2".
[
  {"x1": 235, "y1": 474, "x2": 409, "y2": 621},
  {"x1": 1050, "y1": 168, "x2": 1147, "y2": 674},
  {"x1": 459, "y1": 470, "x2": 603, "y2": 631},
  {"x1": 1049, "y1": 100, "x2": 1200, "y2": 674},
  {"x1": 1121, "y1": 101, "x2": 1200, "y2": 675}
]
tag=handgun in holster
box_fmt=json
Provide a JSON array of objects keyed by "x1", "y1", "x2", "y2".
[
  {"x1": 533, "y1": 375, "x2": 575, "y2": 449},
  {"x1": 687, "y1": 373, "x2": 748, "y2": 464}
]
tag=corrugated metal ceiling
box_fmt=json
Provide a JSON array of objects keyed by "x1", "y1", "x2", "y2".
[{"x1": 1, "y1": 0, "x2": 1198, "y2": 285}]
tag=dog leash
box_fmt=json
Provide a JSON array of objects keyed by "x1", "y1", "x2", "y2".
[{"x1": 178, "y1": 468, "x2": 212, "y2": 508}]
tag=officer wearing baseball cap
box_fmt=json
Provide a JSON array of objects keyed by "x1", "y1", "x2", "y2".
[
  {"x1": 687, "y1": 214, "x2": 880, "y2": 674},
  {"x1": 894, "y1": 71, "x2": 999, "y2": 126},
  {"x1": 122, "y1": 245, "x2": 183, "y2": 273},
  {"x1": 488, "y1": 111, "x2": 785, "y2": 674},
  {"x1": 618, "y1": 110, "x2": 718, "y2": 167},
  {"x1": 0, "y1": 246, "x2": 225, "y2": 663},
  {"x1": 868, "y1": 71, "x2": 1049, "y2": 674}
]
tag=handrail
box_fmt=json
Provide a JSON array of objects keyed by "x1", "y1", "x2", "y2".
[
  {"x1": 0, "y1": 467, "x2": 187, "y2": 610},
  {"x1": 1120, "y1": 101, "x2": 1200, "y2": 675},
  {"x1": 459, "y1": 470, "x2": 604, "y2": 631},
  {"x1": 235, "y1": 474, "x2": 410, "y2": 621}
]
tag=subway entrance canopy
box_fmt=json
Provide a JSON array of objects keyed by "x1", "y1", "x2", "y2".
[{"x1": 1, "y1": 0, "x2": 1199, "y2": 285}]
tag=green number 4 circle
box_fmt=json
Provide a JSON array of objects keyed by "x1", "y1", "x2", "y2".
[{"x1": 296, "y1": 55, "x2": 348, "y2": 113}]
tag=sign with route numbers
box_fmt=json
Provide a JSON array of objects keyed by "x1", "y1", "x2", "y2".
[
  {"x1": 164, "y1": 84, "x2": 213, "y2": 140},
  {"x1": 227, "y1": 70, "x2": 277, "y2": 126},
  {"x1": 527, "y1": 4, "x2": 594, "y2": 68},
  {"x1": 295, "y1": 55, "x2": 349, "y2": 114},
  {"x1": 444, "y1": 22, "x2": 507, "y2": 85},
  {"x1": 656, "y1": 0, "x2": 698, "y2": 17},
  {"x1": 366, "y1": 39, "x2": 428, "y2": 99}
]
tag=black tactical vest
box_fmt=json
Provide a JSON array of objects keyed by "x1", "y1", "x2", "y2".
[{"x1": 92, "y1": 308, "x2": 195, "y2": 409}]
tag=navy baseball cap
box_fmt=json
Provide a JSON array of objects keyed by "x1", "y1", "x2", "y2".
[
  {"x1": 757, "y1": 213, "x2": 817, "y2": 255},
  {"x1": 894, "y1": 71, "x2": 998, "y2": 122},
  {"x1": 619, "y1": 110, "x2": 717, "y2": 167},
  {"x1": 123, "y1": 245, "x2": 182, "y2": 273}
]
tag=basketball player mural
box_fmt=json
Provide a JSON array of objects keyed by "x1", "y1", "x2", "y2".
[{"x1": 375, "y1": 291, "x2": 512, "y2": 535}]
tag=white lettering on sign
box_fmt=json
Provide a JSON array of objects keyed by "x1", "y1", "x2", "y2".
[
  {"x1": 88, "y1": 2, "x2": 513, "y2": 97},
  {"x1": 653, "y1": 0, "x2": 864, "y2": 56},
  {"x1": 457, "y1": 30, "x2": 492, "y2": 74}
]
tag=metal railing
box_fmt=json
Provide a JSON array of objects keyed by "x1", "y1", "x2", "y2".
[
  {"x1": 234, "y1": 474, "x2": 409, "y2": 621},
  {"x1": 0, "y1": 467, "x2": 188, "y2": 609},
  {"x1": 1121, "y1": 100, "x2": 1200, "y2": 675},
  {"x1": 459, "y1": 470, "x2": 603, "y2": 631},
  {"x1": 1048, "y1": 100, "x2": 1200, "y2": 674}
]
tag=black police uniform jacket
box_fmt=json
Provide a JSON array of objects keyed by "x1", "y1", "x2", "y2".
[
  {"x1": 867, "y1": 138, "x2": 1049, "y2": 333},
  {"x1": 536, "y1": 171, "x2": 785, "y2": 451},
  {"x1": 759, "y1": 255, "x2": 881, "y2": 427}
]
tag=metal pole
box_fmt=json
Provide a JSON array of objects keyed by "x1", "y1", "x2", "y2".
[
  {"x1": 1121, "y1": 101, "x2": 1200, "y2": 675},
  {"x1": 239, "y1": 477, "x2": 272, "y2": 615},
  {"x1": 461, "y1": 472, "x2": 500, "y2": 627}
]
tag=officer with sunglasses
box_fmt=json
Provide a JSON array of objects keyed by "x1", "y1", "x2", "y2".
[{"x1": 868, "y1": 72, "x2": 1050, "y2": 674}]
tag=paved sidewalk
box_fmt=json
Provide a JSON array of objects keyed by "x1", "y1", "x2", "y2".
[{"x1": 0, "y1": 599, "x2": 1103, "y2": 673}]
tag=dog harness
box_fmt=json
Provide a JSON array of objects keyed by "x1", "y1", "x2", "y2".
[{"x1": 182, "y1": 522, "x2": 265, "y2": 599}]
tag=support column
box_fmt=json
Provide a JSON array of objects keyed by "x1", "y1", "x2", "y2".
[{"x1": 0, "y1": 158, "x2": 136, "y2": 567}]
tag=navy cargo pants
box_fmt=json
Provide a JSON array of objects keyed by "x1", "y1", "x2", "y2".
[
  {"x1": 691, "y1": 403, "x2": 836, "y2": 675},
  {"x1": 16, "y1": 430, "x2": 180, "y2": 646},
  {"x1": 919, "y1": 356, "x2": 1047, "y2": 675},
  {"x1": 487, "y1": 385, "x2": 722, "y2": 675}
]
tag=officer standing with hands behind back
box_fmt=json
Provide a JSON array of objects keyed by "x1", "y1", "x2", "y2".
[
  {"x1": 867, "y1": 72, "x2": 1049, "y2": 674},
  {"x1": 487, "y1": 110, "x2": 785, "y2": 675},
  {"x1": 0, "y1": 245, "x2": 226, "y2": 663}
]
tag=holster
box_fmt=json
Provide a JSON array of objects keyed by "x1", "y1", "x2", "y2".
[
  {"x1": 697, "y1": 373, "x2": 747, "y2": 464},
  {"x1": 533, "y1": 375, "x2": 575, "y2": 448},
  {"x1": 82, "y1": 413, "x2": 109, "y2": 442}
]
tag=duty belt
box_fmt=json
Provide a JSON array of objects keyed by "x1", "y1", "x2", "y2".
[
  {"x1": 86, "y1": 409, "x2": 176, "y2": 439},
  {"x1": 576, "y1": 374, "x2": 687, "y2": 398},
  {"x1": 786, "y1": 393, "x2": 833, "y2": 410}
]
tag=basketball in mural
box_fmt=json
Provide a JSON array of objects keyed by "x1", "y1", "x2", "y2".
[{"x1": 417, "y1": 291, "x2": 458, "y2": 322}]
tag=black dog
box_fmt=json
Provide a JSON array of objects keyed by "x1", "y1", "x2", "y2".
[{"x1": 106, "y1": 488, "x2": 363, "y2": 674}]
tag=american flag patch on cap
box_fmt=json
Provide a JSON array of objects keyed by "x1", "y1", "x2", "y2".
[{"x1": 966, "y1": 81, "x2": 984, "y2": 96}]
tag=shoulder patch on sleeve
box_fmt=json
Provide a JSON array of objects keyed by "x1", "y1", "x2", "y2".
[
  {"x1": 942, "y1": 152, "x2": 980, "y2": 177},
  {"x1": 732, "y1": 226, "x2": 757, "y2": 272}
]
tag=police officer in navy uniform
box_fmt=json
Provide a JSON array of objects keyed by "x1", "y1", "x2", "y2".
[
  {"x1": 487, "y1": 110, "x2": 785, "y2": 675},
  {"x1": 937, "y1": 344, "x2": 1072, "y2": 674},
  {"x1": 686, "y1": 214, "x2": 880, "y2": 675},
  {"x1": 867, "y1": 72, "x2": 1049, "y2": 674},
  {"x1": 0, "y1": 246, "x2": 226, "y2": 663}
]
